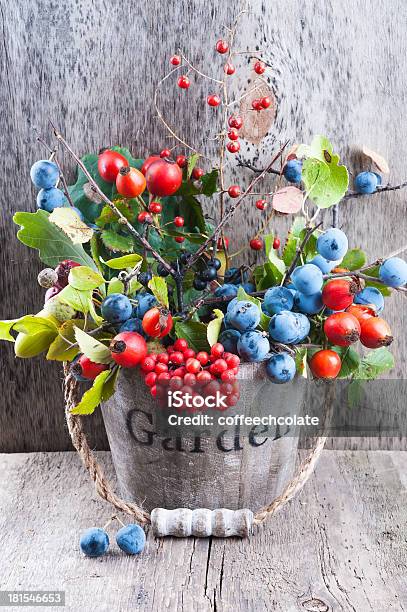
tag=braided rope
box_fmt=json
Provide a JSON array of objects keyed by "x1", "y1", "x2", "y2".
[{"x1": 63, "y1": 367, "x2": 328, "y2": 528}]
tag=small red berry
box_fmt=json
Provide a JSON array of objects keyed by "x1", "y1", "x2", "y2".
[
  {"x1": 256, "y1": 199, "x2": 267, "y2": 211},
  {"x1": 173, "y1": 366, "x2": 186, "y2": 377},
  {"x1": 228, "y1": 115, "x2": 243, "y2": 129},
  {"x1": 228, "y1": 185, "x2": 241, "y2": 198},
  {"x1": 207, "y1": 94, "x2": 221, "y2": 107},
  {"x1": 137, "y1": 211, "x2": 153, "y2": 224},
  {"x1": 155, "y1": 362, "x2": 169, "y2": 375},
  {"x1": 149, "y1": 201, "x2": 162, "y2": 214},
  {"x1": 228, "y1": 128, "x2": 239, "y2": 141},
  {"x1": 160, "y1": 149, "x2": 171, "y2": 158},
  {"x1": 254, "y1": 60, "x2": 266, "y2": 74},
  {"x1": 116, "y1": 166, "x2": 146, "y2": 198},
  {"x1": 210, "y1": 359, "x2": 228, "y2": 375},
  {"x1": 183, "y1": 373, "x2": 197, "y2": 387},
  {"x1": 141, "y1": 155, "x2": 161, "y2": 176},
  {"x1": 196, "y1": 370, "x2": 212, "y2": 384},
  {"x1": 251, "y1": 99, "x2": 262, "y2": 111},
  {"x1": 169, "y1": 376, "x2": 183, "y2": 391},
  {"x1": 157, "y1": 372, "x2": 171, "y2": 385},
  {"x1": 176, "y1": 155, "x2": 187, "y2": 168},
  {"x1": 192, "y1": 167, "x2": 204, "y2": 180},
  {"x1": 216, "y1": 39, "x2": 229, "y2": 54},
  {"x1": 186, "y1": 358, "x2": 201, "y2": 374},
  {"x1": 97, "y1": 149, "x2": 128, "y2": 183},
  {"x1": 221, "y1": 369, "x2": 236, "y2": 382},
  {"x1": 141, "y1": 355, "x2": 156, "y2": 373},
  {"x1": 183, "y1": 348, "x2": 196, "y2": 360},
  {"x1": 346, "y1": 304, "x2": 376, "y2": 324},
  {"x1": 174, "y1": 216, "x2": 184, "y2": 227},
  {"x1": 157, "y1": 352, "x2": 169, "y2": 364},
  {"x1": 226, "y1": 394, "x2": 239, "y2": 407},
  {"x1": 177, "y1": 75, "x2": 190, "y2": 89},
  {"x1": 170, "y1": 55, "x2": 181, "y2": 66},
  {"x1": 211, "y1": 343, "x2": 224, "y2": 359},
  {"x1": 273, "y1": 237, "x2": 280, "y2": 249},
  {"x1": 309, "y1": 350, "x2": 341, "y2": 379},
  {"x1": 250, "y1": 238, "x2": 263, "y2": 251},
  {"x1": 224, "y1": 61, "x2": 235, "y2": 75},
  {"x1": 170, "y1": 351, "x2": 184, "y2": 365},
  {"x1": 261, "y1": 96, "x2": 272, "y2": 109},
  {"x1": 196, "y1": 351, "x2": 210, "y2": 365},
  {"x1": 175, "y1": 236, "x2": 185, "y2": 243},
  {"x1": 217, "y1": 236, "x2": 229, "y2": 250},
  {"x1": 144, "y1": 372, "x2": 157, "y2": 387},
  {"x1": 110, "y1": 332, "x2": 148, "y2": 368},
  {"x1": 71, "y1": 355, "x2": 109, "y2": 381},
  {"x1": 174, "y1": 338, "x2": 188, "y2": 351},
  {"x1": 227, "y1": 141, "x2": 240, "y2": 153},
  {"x1": 150, "y1": 385, "x2": 157, "y2": 398},
  {"x1": 225, "y1": 353, "x2": 240, "y2": 368}
]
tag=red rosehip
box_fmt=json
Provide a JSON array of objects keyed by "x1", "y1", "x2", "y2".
[
  {"x1": 137, "y1": 211, "x2": 153, "y2": 224},
  {"x1": 186, "y1": 358, "x2": 201, "y2": 374},
  {"x1": 177, "y1": 75, "x2": 190, "y2": 89},
  {"x1": 141, "y1": 155, "x2": 161, "y2": 176},
  {"x1": 144, "y1": 372, "x2": 157, "y2": 387},
  {"x1": 227, "y1": 141, "x2": 240, "y2": 153},
  {"x1": 324, "y1": 312, "x2": 361, "y2": 347},
  {"x1": 228, "y1": 185, "x2": 241, "y2": 198},
  {"x1": 207, "y1": 94, "x2": 221, "y2": 107},
  {"x1": 192, "y1": 167, "x2": 204, "y2": 180},
  {"x1": 184, "y1": 373, "x2": 197, "y2": 386},
  {"x1": 256, "y1": 199, "x2": 267, "y2": 211},
  {"x1": 346, "y1": 304, "x2": 376, "y2": 324},
  {"x1": 211, "y1": 343, "x2": 225, "y2": 359},
  {"x1": 170, "y1": 54, "x2": 181, "y2": 66},
  {"x1": 228, "y1": 115, "x2": 243, "y2": 129},
  {"x1": 175, "y1": 236, "x2": 185, "y2": 243},
  {"x1": 169, "y1": 351, "x2": 185, "y2": 365},
  {"x1": 149, "y1": 201, "x2": 162, "y2": 214},
  {"x1": 174, "y1": 338, "x2": 188, "y2": 351},
  {"x1": 97, "y1": 149, "x2": 128, "y2": 183},
  {"x1": 273, "y1": 237, "x2": 280, "y2": 249},
  {"x1": 110, "y1": 332, "x2": 148, "y2": 368},
  {"x1": 216, "y1": 39, "x2": 229, "y2": 54},
  {"x1": 254, "y1": 60, "x2": 266, "y2": 74},
  {"x1": 261, "y1": 96, "x2": 272, "y2": 109},
  {"x1": 224, "y1": 61, "x2": 235, "y2": 75},
  {"x1": 142, "y1": 307, "x2": 173, "y2": 338},
  {"x1": 217, "y1": 236, "x2": 229, "y2": 250},
  {"x1": 196, "y1": 351, "x2": 209, "y2": 365},
  {"x1": 309, "y1": 350, "x2": 341, "y2": 379},
  {"x1": 157, "y1": 352, "x2": 169, "y2": 364},
  {"x1": 183, "y1": 348, "x2": 196, "y2": 360},
  {"x1": 360, "y1": 317, "x2": 393, "y2": 348},
  {"x1": 116, "y1": 166, "x2": 146, "y2": 198},
  {"x1": 155, "y1": 362, "x2": 169, "y2": 374},
  {"x1": 160, "y1": 149, "x2": 171, "y2": 158},
  {"x1": 174, "y1": 216, "x2": 184, "y2": 227},
  {"x1": 176, "y1": 155, "x2": 187, "y2": 168},
  {"x1": 251, "y1": 99, "x2": 262, "y2": 111},
  {"x1": 71, "y1": 355, "x2": 109, "y2": 381},
  {"x1": 322, "y1": 279, "x2": 358, "y2": 311},
  {"x1": 228, "y1": 128, "x2": 239, "y2": 141},
  {"x1": 141, "y1": 355, "x2": 157, "y2": 372},
  {"x1": 250, "y1": 238, "x2": 263, "y2": 251},
  {"x1": 145, "y1": 159, "x2": 183, "y2": 197}
]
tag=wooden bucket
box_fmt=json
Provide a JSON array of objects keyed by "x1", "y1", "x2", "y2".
[{"x1": 101, "y1": 363, "x2": 305, "y2": 512}]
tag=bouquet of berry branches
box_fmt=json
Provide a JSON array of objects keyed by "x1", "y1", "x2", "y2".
[{"x1": 1, "y1": 12, "x2": 406, "y2": 416}]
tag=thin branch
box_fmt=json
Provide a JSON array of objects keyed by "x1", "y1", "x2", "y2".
[
  {"x1": 178, "y1": 51, "x2": 223, "y2": 84},
  {"x1": 236, "y1": 159, "x2": 280, "y2": 176},
  {"x1": 323, "y1": 271, "x2": 407, "y2": 293},
  {"x1": 344, "y1": 181, "x2": 407, "y2": 199},
  {"x1": 283, "y1": 222, "x2": 323, "y2": 284}
]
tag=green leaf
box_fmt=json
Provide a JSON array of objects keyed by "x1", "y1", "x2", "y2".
[
  {"x1": 0, "y1": 320, "x2": 17, "y2": 342},
  {"x1": 355, "y1": 348, "x2": 395, "y2": 380},
  {"x1": 14, "y1": 329, "x2": 57, "y2": 358},
  {"x1": 68, "y1": 266, "x2": 104, "y2": 290},
  {"x1": 88, "y1": 299, "x2": 104, "y2": 326},
  {"x1": 46, "y1": 319, "x2": 96, "y2": 362},
  {"x1": 332, "y1": 346, "x2": 361, "y2": 378},
  {"x1": 104, "y1": 254, "x2": 143, "y2": 270},
  {"x1": 101, "y1": 230, "x2": 134, "y2": 253},
  {"x1": 13, "y1": 315, "x2": 59, "y2": 335},
  {"x1": 90, "y1": 234, "x2": 105, "y2": 275},
  {"x1": 266, "y1": 241, "x2": 286, "y2": 276},
  {"x1": 174, "y1": 321, "x2": 210, "y2": 352},
  {"x1": 70, "y1": 370, "x2": 112, "y2": 415},
  {"x1": 254, "y1": 262, "x2": 282, "y2": 290},
  {"x1": 74, "y1": 326, "x2": 113, "y2": 364},
  {"x1": 200, "y1": 169, "x2": 219, "y2": 196},
  {"x1": 13, "y1": 210, "x2": 96, "y2": 269},
  {"x1": 347, "y1": 379, "x2": 365, "y2": 409},
  {"x1": 101, "y1": 367, "x2": 121, "y2": 402},
  {"x1": 187, "y1": 153, "x2": 200, "y2": 178},
  {"x1": 148, "y1": 276, "x2": 169, "y2": 308},
  {"x1": 341, "y1": 249, "x2": 367, "y2": 271},
  {"x1": 207, "y1": 309, "x2": 224, "y2": 346},
  {"x1": 107, "y1": 277, "x2": 125, "y2": 295},
  {"x1": 48, "y1": 207, "x2": 93, "y2": 244},
  {"x1": 58, "y1": 286, "x2": 92, "y2": 313},
  {"x1": 282, "y1": 218, "x2": 306, "y2": 267}
]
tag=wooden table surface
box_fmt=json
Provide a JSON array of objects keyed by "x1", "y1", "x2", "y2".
[{"x1": 1, "y1": 450, "x2": 406, "y2": 612}]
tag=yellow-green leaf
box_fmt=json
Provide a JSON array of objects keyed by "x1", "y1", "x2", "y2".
[
  {"x1": 14, "y1": 329, "x2": 57, "y2": 358},
  {"x1": 68, "y1": 266, "x2": 104, "y2": 290},
  {"x1": 0, "y1": 320, "x2": 17, "y2": 342},
  {"x1": 13, "y1": 315, "x2": 59, "y2": 335},
  {"x1": 104, "y1": 254, "x2": 143, "y2": 269},
  {"x1": 46, "y1": 320, "x2": 96, "y2": 362},
  {"x1": 74, "y1": 326, "x2": 113, "y2": 364},
  {"x1": 108, "y1": 277, "x2": 125, "y2": 295},
  {"x1": 70, "y1": 370, "x2": 111, "y2": 415},
  {"x1": 58, "y1": 285, "x2": 92, "y2": 313},
  {"x1": 207, "y1": 309, "x2": 224, "y2": 346},
  {"x1": 48, "y1": 207, "x2": 93, "y2": 244},
  {"x1": 148, "y1": 276, "x2": 169, "y2": 308}
]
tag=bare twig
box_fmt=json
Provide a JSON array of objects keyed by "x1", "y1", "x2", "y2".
[
  {"x1": 344, "y1": 181, "x2": 407, "y2": 199},
  {"x1": 282, "y1": 222, "x2": 323, "y2": 284},
  {"x1": 178, "y1": 51, "x2": 223, "y2": 84}
]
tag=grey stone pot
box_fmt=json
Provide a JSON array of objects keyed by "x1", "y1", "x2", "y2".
[{"x1": 101, "y1": 363, "x2": 304, "y2": 512}]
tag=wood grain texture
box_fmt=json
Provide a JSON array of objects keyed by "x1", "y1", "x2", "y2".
[
  {"x1": 0, "y1": 450, "x2": 406, "y2": 611},
  {"x1": 0, "y1": 0, "x2": 406, "y2": 450}
]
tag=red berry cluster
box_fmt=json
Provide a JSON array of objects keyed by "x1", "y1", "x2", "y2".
[
  {"x1": 227, "y1": 115, "x2": 244, "y2": 154},
  {"x1": 140, "y1": 340, "x2": 240, "y2": 411},
  {"x1": 251, "y1": 96, "x2": 272, "y2": 112}
]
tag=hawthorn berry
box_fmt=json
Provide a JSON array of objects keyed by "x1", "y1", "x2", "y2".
[
  {"x1": 261, "y1": 96, "x2": 272, "y2": 109},
  {"x1": 186, "y1": 358, "x2": 201, "y2": 374},
  {"x1": 250, "y1": 238, "x2": 263, "y2": 251},
  {"x1": 176, "y1": 155, "x2": 187, "y2": 168},
  {"x1": 228, "y1": 115, "x2": 243, "y2": 129},
  {"x1": 251, "y1": 99, "x2": 262, "y2": 111},
  {"x1": 137, "y1": 211, "x2": 153, "y2": 224},
  {"x1": 110, "y1": 332, "x2": 148, "y2": 367},
  {"x1": 256, "y1": 199, "x2": 267, "y2": 211},
  {"x1": 145, "y1": 159, "x2": 183, "y2": 197},
  {"x1": 183, "y1": 348, "x2": 196, "y2": 360},
  {"x1": 346, "y1": 304, "x2": 376, "y2": 324},
  {"x1": 184, "y1": 373, "x2": 197, "y2": 387},
  {"x1": 174, "y1": 338, "x2": 188, "y2": 351},
  {"x1": 192, "y1": 167, "x2": 204, "y2": 180},
  {"x1": 228, "y1": 185, "x2": 241, "y2": 198},
  {"x1": 157, "y1": 352, "x2": 169, "y2": 364},
  {"x1": 224, "y1": 61, "x2": 235, "y2": 75},
  {"x1": 144, "y1": 372, "x2": 157, "y2": 387},
  {"x1": 211, "y1": 343, "x2": 225, "y2": 359},
  {"x1": 228, "y1": 128, "x2": 239, "y2": 141},
  {"x1": 170, "y1": 55, "x2": 181, "y2": 66},
  {"x1": 149, "y1": 201, "x2": 162, "y2": 214},
  {"x1": 160, "y1": 149, "x2": 171, "y2": 158},
  {"x1": 175, "y1": 236, "x2": 185, "y2": 243},
  {"x1": 177, "y1": 75, "x2": 190, "y2": 89},
  {"x1": 196, "y1": 351, "x2": 209, "y2": 365},
  {"x1": 360, "y1": 317, "x2": 393, "y2": 348},
  {"x1": 196, "y1": 370, "x2": 212, "y2": 384},
  {"x1": 254, "y1": 60, "x2": 266, "y2": 74},
  {"x1": 174, "y1": 216, "x2": 184, "y2": 227},
  {"x1": 207, "y1": 94, "x2": 221, "y2": 107},
  {"x1": 227, "y1": 141, "x2": 240, "y2": 153},
  {"x1": 155, "y1": 362, "x2": 168, "y2": 375},
  {"x1": 309, "y1": 349, "x2": 341, "y2": 379},
  {"x1": 273, "y1": 237, "x2": 280, "y2": 249},
  {"x1": 170, "y1": 351, "x2": 184, "y2": 365},
  {"x1": 216, "y1": 39, "x2": 229, "y2": 54},
  {"x1": 97, "y1": 149, "x2": 127, "y2": 183},
  {"x1": 169, "y1": 376, "x2": 183, "y2": 391},
  {"x1": 140, "y1": 355, "x2": 156, "y2": 372},
  {"x1": 116, "y1": 166, "x2": 146, "y2": 198},
  {"x1": 142, "y1": 307, "x2": 173, "y2": 338}
]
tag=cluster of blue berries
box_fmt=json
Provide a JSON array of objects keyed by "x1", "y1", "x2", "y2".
[
  {"x1": 80, "y1": 523, "x2": 145, "y2": 557},
  {"x1": 101, "y1": 291, "x2": 157, "y2": 335}
]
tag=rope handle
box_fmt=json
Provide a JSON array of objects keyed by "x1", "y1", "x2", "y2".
[{"x1": 64, "y1": 366, "x2": 327, "y2": 528}]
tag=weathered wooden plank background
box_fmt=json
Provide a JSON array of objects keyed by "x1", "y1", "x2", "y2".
[{"x1": 0, "y1": 0, "x2": 406, "y2": 451}]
